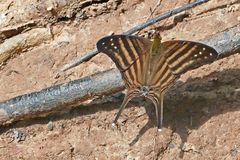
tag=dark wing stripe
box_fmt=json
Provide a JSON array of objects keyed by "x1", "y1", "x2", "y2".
[
  {"x1": 167, "y1": 42, "x2": 217, "y2": 75},
  {"x1": 118, "y1": 38, "x2": 140, "y2": 86},
  {"x1": 160, "y1": 78, "x2": 175, "y2": 93},
  {"x1": 159, "y1": 69, "x2": 173, "y2": 85},
  {"x1": 161, "y1": 43, "x2": 180, "y2": 59},
  {"x1": 96, "y1": 37, "x2": 129, "y2": 71},
  {"x1": 152, "y1": 65, "x2": 178, "y2": 90},
  {"x1": 150, "y1": 43, "x2": 191, "y2": 87},
  {"x1": 128, "y1": 38, "x2": 141, "y2": 84},
  {"x1": 175, "y1": 59, "x2": 195, "y2": 74},
  {"x1": 120, "y1": 38, "x2": 137, "y2": 63},
  {"x1": 122, "y1": 65, "x2": 135, "y2": 86},
  {"x1": 131, "y1": 38, "x2": 149, "y2": 84},
  {"x1": 131, "y1": 60, "x2": 140, "y2": 85},
  {"x1": 125, "y1": 38, "x2": 150, "y2": 86},
  {"x1": 168, "y1": 45, "x2": 199, "y2": 72},
  {"x1": 150, "y1": 42, "x2": 180, "y2": 81},
  {"x1": 151, "y1": 61, "x2": 168, "y2": 86},
  {"x1": 141, "y1": 53, "x2": 149, "y2": 85},
  {"x1": 122, "y1": 74, "x2": 131, "y2": 88},
  {"x1": 151, "y1": 59, "x2": 165, "y2": 82},
  {"x1": 166, "y1": 42, "x2": 193, "y2": 64},
  {"x1": 99, "y1": 47, "x2": 125, "y2": 70},
  {"x1": 128, "y1": 38, "x2": 140, "y2": 60},
  {"x1": 117, "y1": 38, "x2": 134, "y2": 69},
  {"x1": 160, "y1": 72, "x2": 176, "y2": 91},
  {"x1": 131, "y1": 38, "x2": 142, "y2": 54}
]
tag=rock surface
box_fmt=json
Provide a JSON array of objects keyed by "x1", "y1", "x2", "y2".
[{"x1": 0, "y1": 0, "x2": 239, "y2": 159}]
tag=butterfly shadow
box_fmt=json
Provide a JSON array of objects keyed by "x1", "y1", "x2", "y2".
[{"x1": 129, "y1": 68, "x2": 240, "y2": 149}]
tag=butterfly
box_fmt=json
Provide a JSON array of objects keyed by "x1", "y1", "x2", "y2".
[{"x1": 96, "y1": 32, "x2": 218, "y2": 131}]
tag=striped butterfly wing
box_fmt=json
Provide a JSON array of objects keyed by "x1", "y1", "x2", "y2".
[
  {"x1": 96, "y1": 35, "x2": 152, "y2": 89},
  {"x1": 149, "y1": 40, "x2": 218, "y2": 92}
]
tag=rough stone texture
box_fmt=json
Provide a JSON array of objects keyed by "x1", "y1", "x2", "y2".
[{"x1": 0, "y1": 0, "x2": 240, "y2": 159}]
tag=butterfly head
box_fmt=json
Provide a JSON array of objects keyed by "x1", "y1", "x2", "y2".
[{"x1": 152, "y1": 30, "x2": 162, "y2": 42}]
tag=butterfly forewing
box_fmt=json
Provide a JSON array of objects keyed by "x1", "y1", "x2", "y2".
[
  {"x1": 149, "y1": 40, "x2": 218, "y2": 91},
  {"x1": 96, "y1": 35, "x2": 152, "y2": 88},
  {"x1": 163, "y1": 40, "x2": 217, "y2": 73}
]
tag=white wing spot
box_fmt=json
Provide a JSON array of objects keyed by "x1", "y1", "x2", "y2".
[
  {"x1": 110, "y1": 38, "x2": 113, "y2": 41},
  {"x1": 199, "y1": 51, "x2": 202, "y2": 55},
  {"x1": 204, "y1": 56, "x2": 208, "y2": 59},
  {"x1": 111, "y1": 43, "x2": 114, "y2": 46},
  {"x1": 194, "y1": 54, "x2": 198, "y2": 57},
  {"x1": 114, "y1": 46, "x2": 117, "y2": 49},
  {"x1": 203, "y1": 48, "x2": 206, "y2": 51},
  {"x1": 104, "y1": 46, "x2": 108, "y2": 49},
  {"x1": 102, "y1": 42, "x2": 105, "y2": 45},
  {"x1": 209, "y1": 53, "x2": 213, "y2": 56}
]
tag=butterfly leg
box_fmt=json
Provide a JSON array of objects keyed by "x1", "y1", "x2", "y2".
[{"x1": 112, "y1": 91, "x2": 138, "y2": 127}]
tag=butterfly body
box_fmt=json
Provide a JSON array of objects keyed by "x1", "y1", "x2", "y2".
[{"x1": 96, "y1": 34, "x2": 218, "y2": 130}]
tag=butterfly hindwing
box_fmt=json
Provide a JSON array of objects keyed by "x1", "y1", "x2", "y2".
[{"x1": 97, "y1": 35, "x2": 152, "y2": 88}]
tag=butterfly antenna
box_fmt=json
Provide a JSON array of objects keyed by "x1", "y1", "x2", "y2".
[
  {"x1": 146, "y1": 0, "x2": 163, "y2": 22},
  {"x1": 154, "y1": 1, "x2": 179, "y2": 33},
  {"x1": 136, "y1": 0, "x2": 162, "y2": 36}
]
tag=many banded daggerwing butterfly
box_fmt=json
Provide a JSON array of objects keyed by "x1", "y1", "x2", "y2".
[{"x1": 96, "y1": 32, "x2": 218, "y2": 131}]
